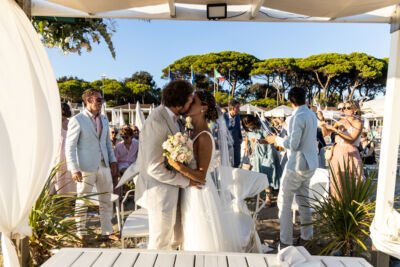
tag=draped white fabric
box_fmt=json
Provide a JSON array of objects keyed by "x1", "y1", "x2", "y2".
[
  {"x1": 0, "y1": 0, "x2": 60, "y2": 266},
  {"x1": 119, "y1": 108, "x2": 125, "y2": 126},
  {"x1": 31, "y1": 0, "x2": 399, "y2": 23}
]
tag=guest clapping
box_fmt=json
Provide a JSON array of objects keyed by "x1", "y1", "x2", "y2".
[{"x1": 319, "y1": 101, "x2": 363, "y2": 199}]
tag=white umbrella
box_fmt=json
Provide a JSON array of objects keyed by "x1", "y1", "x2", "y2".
[
  {"x1": 111, "y1": 108, "x2": 118, "y2": 126},
  {"x1": 130, "y1": 110, "x2": 135, "y2": 125},
  {"x1": 101, "y1": 103, "x2": 106, "y2": 116},
  {"x1": 67, "y1": 100, "x2": 74, "y2": 116},
  {"x1": 119, "y1": 108, "x2": 125, "y2": 127},
  {"x1": 135, "y1": 101, "x2": 145, "y2": 130}
]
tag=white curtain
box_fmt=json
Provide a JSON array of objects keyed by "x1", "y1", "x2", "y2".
[
  {"x1": 119, "y1": 108, "x2": 124, "y2": 127},
  {"x1": 0, "y1": 0, "x2": 60, "y2": 266}
]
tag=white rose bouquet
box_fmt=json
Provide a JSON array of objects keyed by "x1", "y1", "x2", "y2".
[{"x1": 162, "y1": 132, "x2": 194, "y2": 166}]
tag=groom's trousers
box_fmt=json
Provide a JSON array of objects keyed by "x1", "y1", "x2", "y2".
[
  {"x1": 278, "y1": 168, "x2": 315, "y2": 245},
  {"x1": 148, "y1": 190, "x2": 183, "y2": 250}
]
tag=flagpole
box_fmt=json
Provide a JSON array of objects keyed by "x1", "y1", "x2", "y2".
[{"x1": 213, "y1": 68, "x2": 216, "y2": 96}]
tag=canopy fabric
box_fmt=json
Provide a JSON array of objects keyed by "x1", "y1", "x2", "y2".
[
  {"x1": 0, "y1": 0, "x2": 60, "y2": 266},
  {"x1": 31, "y1": 0, "x2": 399, "y2": 23},
  {"x1": 240, "y1": 104, "x2": 265, "y2": 115},
  {"x1": 361, "y1": 97, "x2": 385, "y2": 118},
  {"x1": 265, "y1": 105, "x2": 293, "y2": 117}
]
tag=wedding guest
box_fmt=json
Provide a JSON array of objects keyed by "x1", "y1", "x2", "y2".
[
  {"x1": 320, "y1": 100, "x2": 363, "y2": 199},
  {"x1": 224, "y1": 100, "x2": 242, "y2": 167},
  {"x1": 53, "y1": 103, "x2": 76, "y2": 195},
  {"x1": 131, "y1": 125, "x2": 140, "y2": 141},
  {"x1": 242, "y1": 115, "x2": 282, "y2": 206},
  {"x1": 266, "y1": 87, "x2": 318, "y2": 248},
  {"x1": 109, "y1": 127, "x2": 119, "y2": 149},
  {"x1": 115, "y1": 127, "x2": 139, "y2": 175},
  {"x1": 66, "y1": 88, "x2": 119, "y2": 241},
  {"x1": 359, "y1": 132, "x2": 376, "y2": 165}
]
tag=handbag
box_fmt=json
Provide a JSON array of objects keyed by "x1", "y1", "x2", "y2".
[
  {"x1": 241, "y1": 155, "x2": 252, "y2": 170},
  {"x1": 324, "y1": 145, "x2": 335, "y2": 161}
]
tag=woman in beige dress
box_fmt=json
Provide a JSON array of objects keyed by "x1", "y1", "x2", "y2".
[{"x1": 319, "y1": 101, "x2": 363, "y2": 199}]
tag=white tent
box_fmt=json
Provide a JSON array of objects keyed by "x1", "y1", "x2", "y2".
[
  {"x1": 265, "y1": 105, "x2": 293, "y2": 117},
  {"x1": 2, "y1": 0, "x2": 400, "y2": 266}
]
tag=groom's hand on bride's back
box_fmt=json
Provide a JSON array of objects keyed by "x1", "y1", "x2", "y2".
[{"x1": 189, "y1": 179, "x2": 204, "y2": 190}]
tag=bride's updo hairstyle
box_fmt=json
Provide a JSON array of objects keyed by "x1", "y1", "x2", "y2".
[{"x1": 196, "y1": 90, "x2": 219, "y2": 122}]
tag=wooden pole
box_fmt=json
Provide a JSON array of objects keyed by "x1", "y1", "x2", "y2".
[{"x1": 16, "y1": 0, "x2": 31, "y2": 19}]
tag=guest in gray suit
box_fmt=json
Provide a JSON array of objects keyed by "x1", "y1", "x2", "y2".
[
  {"x1": 266, "y1": 87, "x2": 318, "y2": 247},
  {"x1": 66, "y1": 88, "x2": 119, "y2": 241}
]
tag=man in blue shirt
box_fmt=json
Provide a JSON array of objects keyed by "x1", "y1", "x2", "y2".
[{"x1": 223, "y1": 100, "x2": 242, "y2": 167}]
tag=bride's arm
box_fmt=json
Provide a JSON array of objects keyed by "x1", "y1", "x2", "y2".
[{"x1": 168, "y1": 134, "x2": 212, "y2": 183}]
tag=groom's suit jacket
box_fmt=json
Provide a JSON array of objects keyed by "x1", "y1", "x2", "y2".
[{"x1": 135, "y1": 105, "x2": 190, "y2": 212}]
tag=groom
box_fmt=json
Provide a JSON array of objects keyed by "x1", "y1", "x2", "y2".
[{"x1": 135, "y1": 80, "x2": 203, "y2": 250}]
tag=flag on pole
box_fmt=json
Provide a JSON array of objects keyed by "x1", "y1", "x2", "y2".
[
  {"x1": 168, "y1": 68, "x2": 174, "y2": 81},
  {"x1": 214, "y1": 69, "x2": 225, "y2": 82},
  {"x1": 190, "y1": 67, "x2": 195, "y2": 85}
]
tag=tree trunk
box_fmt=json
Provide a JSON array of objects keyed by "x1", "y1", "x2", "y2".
[
  {"x1": 347, "y1": 80, "x2": 361, "y2": 101},
  {"x1": 230, "y1": 80, "x2": 236, "y2": 97}
]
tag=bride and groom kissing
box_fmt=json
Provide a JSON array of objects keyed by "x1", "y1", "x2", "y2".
[{"x1": 135, "y1": 80, "x2": 242, "y2": 252}]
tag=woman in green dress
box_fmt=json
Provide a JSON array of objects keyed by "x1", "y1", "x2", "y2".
[{"x1": 241, "y1": 115, "x2": 282, "y2": 206}]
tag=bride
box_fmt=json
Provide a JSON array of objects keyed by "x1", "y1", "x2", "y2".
[{"x1": 168, "y1": 90, "x2": 242, "y2": 252}]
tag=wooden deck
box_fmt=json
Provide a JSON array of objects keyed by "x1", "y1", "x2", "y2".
[
  {"x1": 41, "y1": 248, "x2": 372, "y2": 267},
  {"x1": 41, "y1": 248, "x2": 279, "y2": 267}
]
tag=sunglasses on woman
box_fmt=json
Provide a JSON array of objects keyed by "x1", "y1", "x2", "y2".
[
  {"x1": 338, "y1": 106, "x2": 352, "y2": 111},
  {"x1": 121, "y1": 135, "x2": 130, "y2": 139}
]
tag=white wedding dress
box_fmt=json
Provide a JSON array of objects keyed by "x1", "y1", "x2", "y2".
[{"x1": 181, "y1": 131, "x2": 242, "y2": 252}]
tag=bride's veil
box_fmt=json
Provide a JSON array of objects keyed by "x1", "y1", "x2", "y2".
[{"x1": 213, "y1": 110, "x2": 243, "y2": 252}]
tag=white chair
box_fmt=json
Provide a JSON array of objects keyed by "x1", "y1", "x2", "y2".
[
  {"x1": 291, "y1": 168, "x2": 330, "y2": 224},
  {"x1": 120, "y1": 189, "x2": 149, "y2": 248},
  {"x1": 220, "y1": 166, "x2": 269, "y2": 253}
]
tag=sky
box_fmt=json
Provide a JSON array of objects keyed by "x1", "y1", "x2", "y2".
[{"x1": 46, "y1": 19, "x2": 390, "y2": 89}]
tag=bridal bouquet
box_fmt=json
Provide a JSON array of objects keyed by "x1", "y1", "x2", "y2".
[{"x1": 162, "y1": 132, "x2": 194, "y2": 165}]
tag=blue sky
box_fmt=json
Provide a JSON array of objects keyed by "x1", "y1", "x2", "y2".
[{"x1": 46, "y1": 19, "x2": 390, "y2": 88}]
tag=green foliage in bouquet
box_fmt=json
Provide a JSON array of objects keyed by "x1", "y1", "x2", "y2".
[
  {"x1": 29, "y1": 164, "x2": 99, "y2": 265},
  {"x1": 308, "y1": 161, "x2": 376, "y2": 257},
  {"x1": 32, "y1": 17, "x2": 116, "y2": 58}
]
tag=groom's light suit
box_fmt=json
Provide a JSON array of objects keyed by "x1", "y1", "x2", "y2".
[{"x1": 135, "y1": 105, "x2": 190, "y2": 250}]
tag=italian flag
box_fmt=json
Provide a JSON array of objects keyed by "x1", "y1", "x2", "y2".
[{"x1": 214, "y1": 69, "x2": 225, "y2": 82}]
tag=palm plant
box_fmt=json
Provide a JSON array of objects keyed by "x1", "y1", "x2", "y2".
[
  {"x1": 29, "y1": 165, "x2": 98, "y2": 265},
  {"x1": 308, "y1": 161, "x2": 377, "y2": 256}
]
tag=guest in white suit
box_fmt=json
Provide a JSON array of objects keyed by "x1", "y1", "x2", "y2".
[
  {"x1": 135, "y1": 80, "x2": 204, "y2": 250},
  {"x1": 65, "y1": 89, "x2": 119, "y2": 241},
  {"x1": 267, "y1": 87, "x2": 318, "y2": 247}
]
